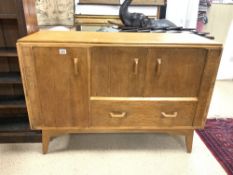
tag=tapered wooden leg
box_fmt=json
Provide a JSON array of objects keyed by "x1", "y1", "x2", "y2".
[
  {"x1": 185, "y1": 130, "x2": 194, "y2": 153},
  {"x1": 42, "y1": 130, "x2": 50, "y2": 154}
]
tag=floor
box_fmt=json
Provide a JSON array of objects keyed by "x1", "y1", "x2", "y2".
[
  {"x1": 208, "y1": 80, "x2": 233, "y2": 118},
  {"x1": 0, "y1": 80, "x2": 232, "y2": 175}
]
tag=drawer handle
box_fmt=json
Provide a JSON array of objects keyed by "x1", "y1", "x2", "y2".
[
  {"x1": 74, "y1": 58, "x2": 79, "y2": 75},
  {"x1": 109, "y1": 112, "x2": 127, "y2": 118},
  {"x1": 161, "y1": 112, "x2": 178, "y2": 118},
  {"x1": 134, "y1": 58, "x2": 139, "y2": 75},
  {"x1": 155, "y1": 58, "x2": 162, "y2": 77}
]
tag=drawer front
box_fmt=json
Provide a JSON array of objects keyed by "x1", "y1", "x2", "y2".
[{"x1": 91, "y1": 100, "x2": 197, "y2": 127}]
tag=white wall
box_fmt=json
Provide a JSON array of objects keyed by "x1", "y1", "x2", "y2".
[
  {"x1": 166, "y1": 0, "x2": 199, "y2": 28},
  {"x1": 217, "y1": 20, "x2": 233, "y2": 80},
  {"x1": 75, "y1": 0, "x2": 158, "y2": 16}
]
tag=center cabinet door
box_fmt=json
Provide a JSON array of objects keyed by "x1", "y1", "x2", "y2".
[
  {"x1": 32, "y1": 47, "x2": 88, "y2": 127},
  {"x1": 91, "y1": 47, "x2": 148, "y2": 97}
]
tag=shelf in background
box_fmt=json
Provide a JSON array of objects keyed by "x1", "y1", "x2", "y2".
[
  {"x1": 0, "y1": 117, "x2": 41, "y2": 143},
  {"x1": 0, "y1": 96, "x2": 26, "y2": 109},
  {"x1": 0, "y1": 132, "x2": 41, "y2": 143},
  {"x1": 0, "y1": 72, "x2": 21, "y2": 84},
  {"x1": 0, "y1": 0, "x2": 41, "y2": 143},
  {"x1": 0, "y1": 100, "x2": 26, "y2": 109},
  {"x1": 0, "y1": 48, "x2": 17, "y2": 57},
  {"x1": 0, "y1": 117, "x2": 29, "y2": 132},
  {"x1": 0, "y1": 14, "x2": 17, "y2": 19}
]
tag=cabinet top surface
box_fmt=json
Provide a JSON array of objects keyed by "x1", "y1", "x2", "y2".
[{"x1": 18, "y1": 31, "x2": 222, "y2": 47}]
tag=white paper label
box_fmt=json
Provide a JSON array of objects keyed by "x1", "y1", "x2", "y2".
[{"x1": 59, "y1": 48, "x2": 67, "y2": 55}]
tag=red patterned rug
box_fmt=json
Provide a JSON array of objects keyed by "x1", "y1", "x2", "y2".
[{"x1": 196, "y1": 118, "x2": 233, "y2": 175}]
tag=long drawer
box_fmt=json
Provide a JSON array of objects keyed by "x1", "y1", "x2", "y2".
[{"x1": 90, "y1": 99, "x2": 197, "y2": 127}]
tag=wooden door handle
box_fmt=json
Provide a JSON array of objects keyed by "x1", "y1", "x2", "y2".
[
  {"x1": 109, "y1": 112, "x2": 127, "y2": 118},
  {"x1": 155, "y1": 58, "x2": 162, "y2": 77},
  {"x1": 134, "y1": 58, "x2": 139, "y2": 75},
  {"x1": 161, "y1": 112, "x2": 178, "y2": 118},
  {"x1": 73, "y1": 58, "x2": 79, "y2": 75}
]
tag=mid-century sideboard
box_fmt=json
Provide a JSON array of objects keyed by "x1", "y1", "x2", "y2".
[{"x1": 17, "y1": 31, "x2": 222, "y2": 154}]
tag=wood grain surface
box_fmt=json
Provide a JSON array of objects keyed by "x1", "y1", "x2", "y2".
[
  {"x1": 91, "y1": 100, "x2": 197, "y2": 127},
  {"x1": 31, "y1": 47, "x2": 89, "y2": 127},
  {"x1": 18, "y1": 31, "x2": 222, "y2": 47},
  {"x1": 17, "y1": 32, "x2": 222, "y2": 153},
  {"x1": 91, "y1": 47, "x2": 147, "y2": 97}
]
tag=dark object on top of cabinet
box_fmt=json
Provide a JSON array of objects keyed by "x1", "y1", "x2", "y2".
[
  {"x1": 119, "y1": 0, "x2": 176, "y2": 29},
  {"x1": 118, "y1": 0, "x2": 214, "y2": 40}
]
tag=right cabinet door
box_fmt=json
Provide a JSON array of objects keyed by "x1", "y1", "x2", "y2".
[{"x1": 144, "y1": 48, "x2": 207, "y2": 97}]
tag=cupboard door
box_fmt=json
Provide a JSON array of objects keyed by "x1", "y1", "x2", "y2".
[
  {"x1": 32, "y1": 47, "x2": 88, "y2": 127},
  {"x1": 91, "y1": 47, "x2": 147, "y2": 97},
  {"x1": 144, "y1": 48, "x2": 207, "y2": 97}
]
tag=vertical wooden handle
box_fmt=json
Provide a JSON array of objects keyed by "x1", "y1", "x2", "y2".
[
  {"x1": 74, "y1": 58, "x2": 79, "y2": 75},
  {"x1": 155, "y1": 58, "x2": 162, "y2": 77},
  {"x1": 134, "y1": 58, "x2": 139, "y2": 75}
]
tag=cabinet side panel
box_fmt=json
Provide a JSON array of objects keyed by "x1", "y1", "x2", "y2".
[
  {"x1": 17, "y1": 44, "x2": 43, "y2": 129},
  {"x1": 193, "y1": 48, "x2": 222, "y2": 127}
]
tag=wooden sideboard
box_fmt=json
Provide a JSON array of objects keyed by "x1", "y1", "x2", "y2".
[{"x1": 17, "y1": 31, "x2": 222, "y2": 154}]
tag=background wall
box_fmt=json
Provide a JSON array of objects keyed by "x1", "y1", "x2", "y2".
[
  {"x1": 36, "y1": 0, "x2": 74, "y2": 26},
  {"x1": 75, "y1": 0, "x2": 158, "y2": 16},
  {"x1": 216, "y1": 20, "x2": 233, "y2": 80},
  {"x1": 36, "y1": 0, "x2": 159, "y2": 26},
  {"x1": 204, "y1": 4, "x2": 233, "y2": 80},
  {"x1": 204, "y1": 4, "x2": 233, "y2": 43},
  {"x1": 166, "y1": 0, "x2": 199, "y2": 28}
]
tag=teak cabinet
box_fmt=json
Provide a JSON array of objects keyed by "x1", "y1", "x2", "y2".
[{"x1": 17, "y1": 31, "x2": 222, "y2": 154}]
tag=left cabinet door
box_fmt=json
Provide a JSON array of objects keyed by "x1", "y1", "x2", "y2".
[{"x1": 31, "y1": 47, "x2": 89, "y2": 127}]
